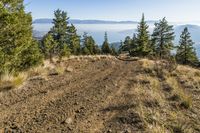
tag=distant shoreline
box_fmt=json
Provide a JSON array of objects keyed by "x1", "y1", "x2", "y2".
[{"x1": 33, "y1": 19, "x2": 157, "y2": 24}]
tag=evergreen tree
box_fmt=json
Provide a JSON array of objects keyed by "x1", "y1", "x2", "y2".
[
  {"x1": 102, "y1": 32, "x2": 112, "y2": 54},
  {"x1": 176, "y1": 27, "x2": 199, "y2": 65},
  {"x1": 0, "y1": 0, "x2": 42, "y2": 73},
  {"x1": 111, "y1": 45, "x2": 117, "y2": 55},
  {"x1": 87, "y1": 36, "x2": 96, "y2": 54},
  {"x1": 43, "y1": 33, "x2": 58, "y2": 63},
  {"x1": 82, "y1": 47, "x2": 90, "y2": 55},
  {"x1": 130, "y1": 34, "x2": 139, "y2": 56},
  {"x1": 51, "y1": 9, "x2": 70, "y2": 60},
  {"x1": 68, "y1": 24, "x2": 81, "y2": 55},
  {"x1": 121, "y1": 36, "x2": 132, "y2": 52},
  {"x1": 81, "y1": 32, "x2": 90, "y2": 55},
  {"x1": 81, "y1": 32, "x2": 97, "y2": 55},
  {"x1": 151, "y1": 17, "x2": 175, "y2": 59},
  {"x1": 119, "y1": 40, "x2": 124, "y2": 54},
  {"x1": 93, "y1": 45, "x2": 101, "y2": 55},
  {"x1": 136, "y1": 14, "x2": 151, "y2": 56}
]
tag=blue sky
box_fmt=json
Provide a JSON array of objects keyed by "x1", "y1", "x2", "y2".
[{"x1": 24, "y1": 0, "x2": 200, "y2": 22}]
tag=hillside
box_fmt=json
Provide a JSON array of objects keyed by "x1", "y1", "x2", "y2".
[{"x1": 0, "y1": 56, "x2": 200, "y2": 132}]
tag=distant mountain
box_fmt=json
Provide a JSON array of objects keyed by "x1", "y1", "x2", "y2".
[{"x1": 33, "y1": 19, "x2": 157, "y2": 24}]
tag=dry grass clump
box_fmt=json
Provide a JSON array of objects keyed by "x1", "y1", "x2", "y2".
[
  {"x1": 27, "y1": 66, "x2": 48, "y2": 77},
  {"x1": 0, "y1": 72, "x2": 28, "y2": 91},
  {"x1": 55, "y1": 66, "x2": 65, "y2": 74},
  {"x1": 175, "y1": 65, "x2": 200, "y2": 92},
  {"x1": 166, "y1": 77, "x2": 193, "y2": 109},
  {"x1": 0, "y1": 60, "x2": 60, "y2": 91},
  {"x1": 139, "y1": 59, "x2": 155, "y2": 74}
]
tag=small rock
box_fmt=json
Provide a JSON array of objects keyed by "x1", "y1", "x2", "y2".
[
  {"x1": 163, "y1": 83, "x2": 173, "y2": 92},
  {"x1": 74, "y1": 102, "x2": 79, "y2": 105},
  {"x1": 111, "y1": 61, "x2": 116, "y2": 65},
  {"x1": 80, "y1": 106, "x2": 85, "y2": 110},
  {"x1": 67, "y1": 126, "x2": 73, "y2": 131},
  {"x1": 75, "y1": 110, "x2": 81, "y2": 113},
  {"x1": 107, "y1": 129, "x2": 112, "y2": 133},
  {"x1": 179, "y1": 80, "x2": 185, "y2": 84},
  {"x1": 124, "y1": 129, "x2": 131, "y2": 133},
  {"x1": 140, "y1": 80, "x2": 150, "y2": 84},
  {"x1": 65, "y1": 118, "x2": 73, "y2": 124},
  {"x1": 48, "y1": 69, "x2": 59, "y2": 76},
  {"x1": 65, "y1": 66, "x2": 73, "y2": 72}
]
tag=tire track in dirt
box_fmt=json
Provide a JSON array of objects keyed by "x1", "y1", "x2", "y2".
[
  {"x1": 74, "y1": 61, "x2": 142, "y2": 133},
  {"x1": 97, "y1": 61, "x2": 144, "y2": 133}
]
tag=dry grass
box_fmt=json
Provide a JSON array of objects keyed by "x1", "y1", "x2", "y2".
[
  {"x1": 0, "y1": 72, "x2": 28, "y2": 91},
  {"x1": 129, "y1": 59, "x2": 200, "y2": 132}
]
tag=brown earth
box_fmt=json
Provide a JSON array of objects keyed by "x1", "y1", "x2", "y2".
[{"x1": 0, "y1": 57, "x2": 200, "y2": 133}]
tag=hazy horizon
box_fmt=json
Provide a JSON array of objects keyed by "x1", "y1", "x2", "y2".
[{"x1": 24, "y1": 0, "x2": 200, "y2": 22}]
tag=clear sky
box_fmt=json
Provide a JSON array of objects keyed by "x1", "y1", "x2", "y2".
[{"x1": 24, "y1": 0, "x2": 200, "y2": 22}]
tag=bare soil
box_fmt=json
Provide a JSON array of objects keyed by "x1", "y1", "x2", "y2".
[{"x1": 0, "y1": 57, "x2": 200, "y2": 133}]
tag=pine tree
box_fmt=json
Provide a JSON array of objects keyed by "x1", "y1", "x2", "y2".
[
  {"x1": 81, "y1": 32, "x2": 97, "y2": 55},
  {"x1": 119, "y1": 40, "x2": 124, "y2": 54},
  {"x1": 0, "y1": 0, "x2": 42, "y2": 73},
  {"x1": 136, "y1": 14, "x2": 150, "y2": 56},
  {"x1": 68, "y1": 24, "x2": 81, "y2": 55},
  {"x1": 87, "y1": 36, "x2": 96, "y2": 55},
  {"x1": 151, "y1": 17, "x2": 175, "y2": 59},
  {"x1": 111, "y1": 45, "x2": 117, "y2": 55},
  {"x1": 51, "y1": 9, "x2": 70, "y2": 61},
  {"x1": 130, "y1": 34, "x2": 139, "y2": 56},
  {"x1": 102, "y1": 32, "x2": 112, "y2": 54},
  {"x1": 121, "y1": 36, "x2": 132, "y2": 52},
  {"x1": 81, "y1": 32, "x2": 90, "y2": 55},
  {"x1": 93, "y1": 45, "x2": 101, "y2": 55},
  {"x1": 176, "y1": 27, "x2": 199, "y2": 65},
  {"x1": 43, "y1": 33, "x2": 58, "y2": 63}
]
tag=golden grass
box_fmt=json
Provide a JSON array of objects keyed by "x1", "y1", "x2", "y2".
[
  {"x1": 55, "y1": 66, "x2": 65, "y2": 74},
  {"x1": 0, "y1": 72, "x2": 28, "y2": 89},
  {"x1": 166, "y1": 76, "x2": 193, "y2": 109},
  {"x1": 129, "y1": 59, "x2": 200, "y2": 132}
]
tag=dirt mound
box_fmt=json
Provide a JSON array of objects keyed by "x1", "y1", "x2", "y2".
[{"x1": 0, "y1": 57, "x2": 200, "y2": 132}]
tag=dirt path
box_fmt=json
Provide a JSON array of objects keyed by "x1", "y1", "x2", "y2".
[{"x1": 0, "y1": 58, "x2": 142, "y2": 133}]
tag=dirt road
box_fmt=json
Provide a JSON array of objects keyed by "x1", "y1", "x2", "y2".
[
  {"x1": 0, "y1": 57, "x2": 145, "y2": 133},
  {"x1": 1, "y1": 57, "x2": 200, "y2": 132}
]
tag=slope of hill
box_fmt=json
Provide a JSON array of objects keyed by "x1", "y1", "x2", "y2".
[{"x1": 0, "y1": 56, "x2": 200, "y2": 132}]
